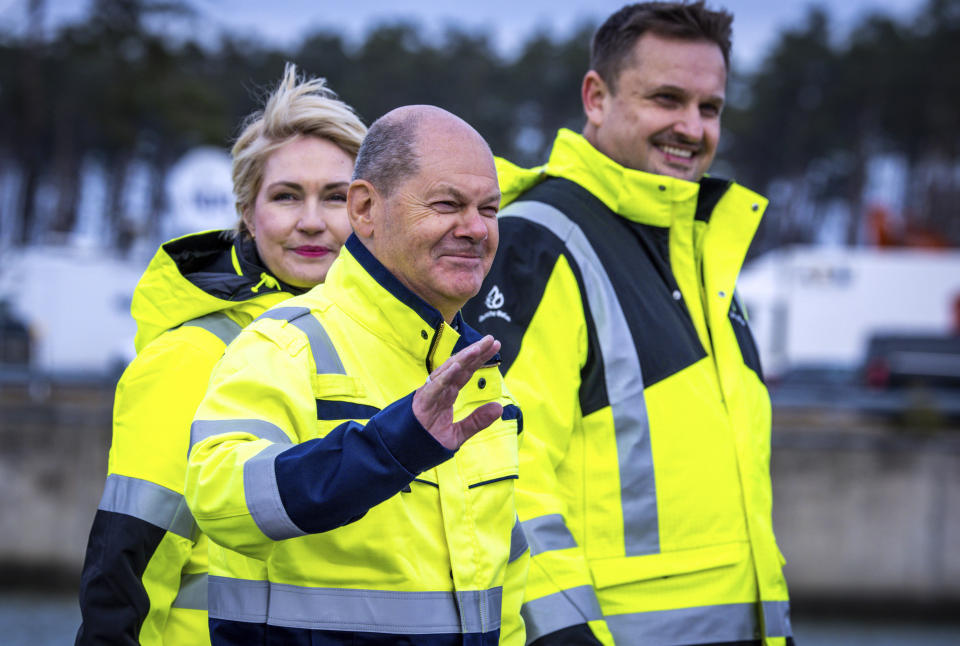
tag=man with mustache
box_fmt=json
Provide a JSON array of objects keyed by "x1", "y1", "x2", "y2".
[
  {"x1": 465, "y1": 3, "x2": 793, "y2": 645},
  {"x1": 185, "y1": 105, "x2": 529, "y2": 645}
]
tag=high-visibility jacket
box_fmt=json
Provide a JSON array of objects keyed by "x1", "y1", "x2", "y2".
[
  {"x1": 76, "y1": 231, "x2": 298, "y2": 646},
  {"x1": 464, "y1": 129, "x2": 792, "y2": 646},
  {"x1": 184, "y1": 234, "x2": 530, "y2": 646}
]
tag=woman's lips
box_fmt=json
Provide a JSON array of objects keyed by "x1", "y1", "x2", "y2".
[{"x1": 292, "y1": 246, "x2": 331, "y2": 258}]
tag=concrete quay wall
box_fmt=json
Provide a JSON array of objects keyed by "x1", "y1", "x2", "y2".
[{"x1": 2, "y1": 379, "x2": 959, "y2": 606}]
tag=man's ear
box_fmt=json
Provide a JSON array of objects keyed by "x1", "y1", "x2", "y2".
[
  {"x1": 582, "y1": 70, "x2": 610, "y2": 130},
  {"x1": 347, "y1": 179, "x2": 377, "y2": 239}
]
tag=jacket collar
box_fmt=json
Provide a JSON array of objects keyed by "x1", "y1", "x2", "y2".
[
  {"x1": 325, "y1": 235, "x2": 496, "y2": 367},
  {"x1": 499, "y1": 129, "x2": 768, "y2": 231},
  {"x1": 544, "y1": 129, "x2": 702, "y2": 227}
]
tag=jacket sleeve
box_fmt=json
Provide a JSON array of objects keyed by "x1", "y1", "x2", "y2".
[
  {"x1": 76, "y1": 330, "x2": 222, "y2": 646},
  {"x1": 465, "y1": 221, "x2": 613, "y2": 646},
  {"x1": 185, "y1": 316, "x2": 454, "y2": 560}
]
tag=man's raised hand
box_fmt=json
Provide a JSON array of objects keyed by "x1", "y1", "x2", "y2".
[{"x1": 412, "y1": 335, "x2": 503, "y2": 450}]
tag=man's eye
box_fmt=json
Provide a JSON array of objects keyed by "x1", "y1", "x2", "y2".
[
  {"x1": 433, "y1": 201, "x2": 459, "y2": 212},
  {"x1": 326, "y1": 192, "x2": 347, "y2": 203},
  {"x1": 654, "y1": 93, "x2": 679, "y2": 105},
  {"x1": 701, "y1": 104, "x2": 721, "y2": 117},
  {"x1": 480, "y1": 207, "x2": 499, "y2": 218}
]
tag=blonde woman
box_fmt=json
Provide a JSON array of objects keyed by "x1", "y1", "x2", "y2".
[{"x1": 76, "y1": 64, "x2": 366, "y2": 646}]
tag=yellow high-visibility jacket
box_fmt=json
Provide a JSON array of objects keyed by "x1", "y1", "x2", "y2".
[
  {"x1": 464, "y1": 129, "x2": 792, "y2": 646},
  {"x1": 76, "y1": 231, "x2": 297, "y2": 646},
  {"x1": 185, "y1": 235, "x2": 529, "y2": 646}
]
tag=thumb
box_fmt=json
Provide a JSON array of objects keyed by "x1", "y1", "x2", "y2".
[{"x1": 453, "y1": 402, "x2": 504, "y2": 446}]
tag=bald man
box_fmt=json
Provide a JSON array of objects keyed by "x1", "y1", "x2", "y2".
[{"x1": 185, "y1": 106, "x2": 529, "y2": 646}]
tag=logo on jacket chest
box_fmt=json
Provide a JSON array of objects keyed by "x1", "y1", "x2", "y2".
[{"x1": 479, "y1": 285, "x2": 512, "y2": 322}]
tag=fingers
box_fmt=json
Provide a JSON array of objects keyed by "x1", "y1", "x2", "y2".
[
  {"x1": 430, "y1": 336, "x2": 500, "y2": 392},
  {"x1": 454, "y1": 402, "x2": 504, "y2": 444}
]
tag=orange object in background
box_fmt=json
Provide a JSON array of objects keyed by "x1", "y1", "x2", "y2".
[{"x1": 866, "y1": 204, "x2": 950, "y2": 249}]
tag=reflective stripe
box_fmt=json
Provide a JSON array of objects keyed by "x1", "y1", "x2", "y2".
[
  {"x1": 605, "y1": 602, "x2": 786, "y2": 644},
  {"x1": 521, "y1": 514, "x2": 577, "y2": 557},
  {"x1": 171, "y1": 572, "x2": 208, "y2": 611},
  {"x1": 244, "y1": 443, "x2": 306, "y2": 541},
  {"x1": 189, "y1": 418, "x2": 292, "y2": 453},
  {"x1": 505, "y1": 201, "x2": 659, "y2": 556},
  {"x1": 209, "y1": 577, "x2": 501, "y2": 634},
  {"x1": 521, "y1": 585, "x2": 603, "y2": 643},
  {"x1": 509, "y1": 516, "x2": 529, "y2": 563},
  {"x1": 763, "y1": 600, "x2": 793, "y2": 637},
  {"x1": 181, "y1": 312, "x2": 243, "y2": 346},
  {"x1": 455, "y1": 588, "x2": 503, "y2": 634},
  {"x1": 98, "y1": 474, "x2": 196, "y2": 539},
  {"x1": 257, "y1": 306, "x2": 345, "y2": 375},
  {"x1": 208, "y1": 576, "x2": 268, "y2": 623}
]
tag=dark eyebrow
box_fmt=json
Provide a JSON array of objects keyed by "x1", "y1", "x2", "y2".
[
  {"x1": 432, "y1": 185, "x2": 501, "y2": 206},
  {"x1": 650, "y1": 84, "x2": 724, "y2": 107}
]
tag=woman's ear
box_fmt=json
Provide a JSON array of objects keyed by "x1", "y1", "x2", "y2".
[{"x1": 242, "y1": 208, "x2": 256, "y2": 238}]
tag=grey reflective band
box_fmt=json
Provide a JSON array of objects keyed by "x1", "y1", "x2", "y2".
[
  {"x1": 605, "y1": 601, "x2": 792, "y2": 644},
  {"x1": 257, "y1": 307, "x2": 345, "y2": 375},
  {"x1": 208, "y1": 576, "x2": 268, "y2": 623},
  {"x1": 244, "y1": 443, "x2": 306, "y2": 541},
  {"x1": 509, "y1": 516, "x2": 529, "y2": 563},
  {"x1": 98, "y1": 474, "x2": 196, "y2": 539},
  {"x1": 504, "y1": 202, "x2": 659, "y2": 556},
  {"x1": 521, "y1": 514, "x2": 577, "y2": 557},
  {"x1": 521, "y1": 585, "x2": 603, "y2": 643},
  {"x1": 171, "y1": 572, "x2": 208, "y2": 611},
  {"x1": 763, "y1": 600, "x2": 793, "y2": 637},
  {"x1": 209, "y1": 577, "x2": 502, "y2": 634},
  {"x1": 181, "y1": 312, "x2": 243, "y2": 346},
  {"x1": 190, "y1": 418, "x2": 292, "y2": 454}
]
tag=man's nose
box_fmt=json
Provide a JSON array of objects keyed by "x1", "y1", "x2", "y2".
[
  {"x1": 456, "y1": 208, "x2": 489, "y2": 240},
  {"x1": 673, "y1": 106, "x2": 704, "y2": 142}
]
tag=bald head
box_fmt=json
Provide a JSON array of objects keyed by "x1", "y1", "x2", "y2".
[
  {"x1": 353, "y1": 105, "x2": 493, "y2": 197},
  {"x1": 346, "y1": 105, "x2": 500, "y2": 322}
]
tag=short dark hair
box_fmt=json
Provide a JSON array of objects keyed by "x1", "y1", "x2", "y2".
[
  {"x1": 352, "y1": 111, "x2": 420, "y2": 196},
  {"x1": 591, "y1": 1, "x2": 733, "y2": 93}
]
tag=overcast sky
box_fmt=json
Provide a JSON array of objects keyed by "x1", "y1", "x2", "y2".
[{"x1": 0, "y1": 0, "x2": 927, "y2": 70}]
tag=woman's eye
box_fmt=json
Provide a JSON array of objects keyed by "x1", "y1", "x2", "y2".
[{"x1": 272, "y1": 192, "x2": 297, "y2": 202}]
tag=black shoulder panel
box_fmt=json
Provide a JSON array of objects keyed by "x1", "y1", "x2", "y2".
[
  {"x1": 463, "y1": 209, "x2": 610, "y2": 415},
  {"x1": 463, "y1": 217, "x2": 566, "y2": 375},
  {"x1": 519, "y1": 178, "x2": 708, "y2": 389},
  {"x1": 75, "y1": 510, "x2": 167, "y2": 645}
]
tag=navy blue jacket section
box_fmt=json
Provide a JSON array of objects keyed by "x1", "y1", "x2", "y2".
[
  {"x1": 276, "y1": 392, "x2": 454, "y2": 534},
  {"x1": 211, "y1": 620, "x2": 501, "y2": 646},
  {"x1": 75, "y1": 510, "x2": 166, "y2": 646}
]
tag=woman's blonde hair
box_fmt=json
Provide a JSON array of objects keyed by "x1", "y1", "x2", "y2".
[{"x1": 231, "y1": 63, "x2": 366, "y2": 236}]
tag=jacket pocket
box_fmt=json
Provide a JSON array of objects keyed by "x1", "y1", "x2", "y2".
[
  {"x1": 456, "y1": 421, "x2": 520, "y2": 488},
  {"x1": 590, "y1": 541, "x2": 747, "y2": 589}
]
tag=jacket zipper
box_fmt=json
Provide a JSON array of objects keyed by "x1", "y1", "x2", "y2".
[{"x1": 425, "y1": 321, "x2": 446, "y2": 373}]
